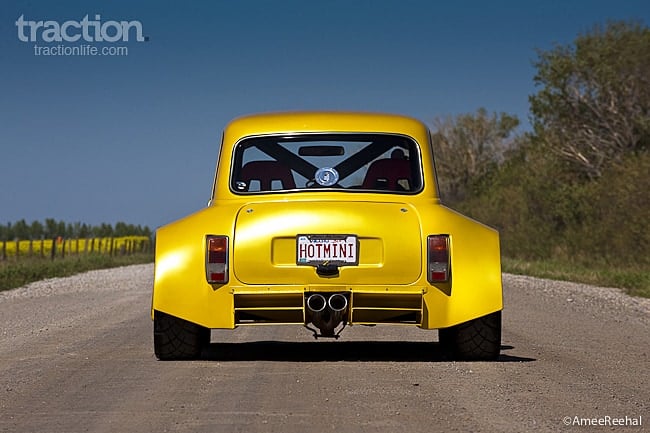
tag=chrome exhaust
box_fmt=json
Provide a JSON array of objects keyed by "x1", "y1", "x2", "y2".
[
  {"x1": 306, "y1": 293, "x2": 327, "y2": 314},
  {"x1": 327, "y1": 293, "x2": 348, "y2": 330},
  {"x1": 305, "y1": 293, "x2": 349, "y2": 338},
  {"x1": 306, "y1": 293, "x2": 331, "y2": 336},
  {"x1": 328, "y1": 293, "x2": 348, "y2": 312}
]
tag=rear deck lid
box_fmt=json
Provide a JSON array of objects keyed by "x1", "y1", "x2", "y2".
[{"x1": 233, "y1": 201, "x2": 422, "y2": 285}]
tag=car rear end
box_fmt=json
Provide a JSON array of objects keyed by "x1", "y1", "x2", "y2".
[
  {"x1": 226, "y1": 199, "x2": 428, "y2": 337},
  {"x1": 152, "y1": 112, "x2": 502, "y2": 360}
]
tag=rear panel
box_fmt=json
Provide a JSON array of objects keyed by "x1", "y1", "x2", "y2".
[{"x1": 233, "y1": 200, "x2": 422, "y2": 285}]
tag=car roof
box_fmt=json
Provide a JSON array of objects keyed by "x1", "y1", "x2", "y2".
[
  {"x1": 223, "y1": 111, "x2": 430, "y2": 140},
  {"x1": 213, "y1": 111, "x2": 439, "y2": 201}
]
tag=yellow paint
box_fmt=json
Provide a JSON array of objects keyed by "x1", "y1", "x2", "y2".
[{"x1": 152, "y1": 112, "x2": 502, "y2": 330}]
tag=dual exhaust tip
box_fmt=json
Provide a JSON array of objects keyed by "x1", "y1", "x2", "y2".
[
  {"x1": 306, "y1": 293, "x2": 348, "y2": 314},
  {"x1": 306, "y1": 293, "x2": 348, "y2": 337}
]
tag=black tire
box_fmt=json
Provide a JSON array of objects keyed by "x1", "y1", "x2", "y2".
[
  {"x1": 439, "y1": 311, "x2": 501, "y2": 361},
  {"x1": 153, "y1": 310, "x2": 210, "y2": 360}
]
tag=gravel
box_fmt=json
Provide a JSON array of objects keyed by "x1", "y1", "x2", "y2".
[
  {"x1": 3, "y1": 264, "x2": 646, "y2": 314},
  {"x1": 0, "y1": 263, "x2": 153, "y2": 302},
  {"x1": 504, "y1": 273, "x2": 650, "y2": 317},
  {"x1": 1, "y1": 264, "x2": 648, "y2": 433}
]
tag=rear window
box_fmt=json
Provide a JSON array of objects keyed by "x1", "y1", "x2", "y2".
[{"x1": 230, "y1": 134, "x2": 423, "y2": 194}]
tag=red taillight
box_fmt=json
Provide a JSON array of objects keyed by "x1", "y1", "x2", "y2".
[
  {"x1": 428, "y1": 235, "x2": 450, "y2": 283},
  {"x1": 206, "y1": 235, "x2": 228, "y2": 284}
]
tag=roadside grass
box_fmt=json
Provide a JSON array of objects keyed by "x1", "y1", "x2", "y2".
[
  {"x1": 502, "y1": 257, "x2": 650, "y2": 299},
  {"x1": 0, "y1": 253, "x2": 153, "y2": 292}
]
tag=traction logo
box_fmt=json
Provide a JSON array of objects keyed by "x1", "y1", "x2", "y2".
[{"x1": 16, "y1": 14, "x2": 147, "y2": 43}]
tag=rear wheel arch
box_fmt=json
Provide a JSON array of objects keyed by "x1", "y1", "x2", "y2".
[
  {"x1": 438, "y1": 310, "x2": 502, "y2": 361},
  {"x1": 153, "y1": 310, "x2": 210, "y2": 360}
]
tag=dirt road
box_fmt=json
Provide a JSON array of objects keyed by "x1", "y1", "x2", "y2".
[{"x1": 0, "y1": 264, "x2": 647, "y2": 432}]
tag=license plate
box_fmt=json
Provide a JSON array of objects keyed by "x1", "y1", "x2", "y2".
[{"x1": 296, "y1": 234, "x2": 358, "y2": 266}]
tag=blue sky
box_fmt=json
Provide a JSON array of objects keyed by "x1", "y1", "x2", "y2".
[{"x1": 2, "y1": 0, "x2": 649, "y2": 230}]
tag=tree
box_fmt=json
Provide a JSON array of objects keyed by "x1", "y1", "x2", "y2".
[
  {"x1": 56, "y1": 221, "x2": 66, "y2": 238},
  {"x1": 44, "y1": 218, "x2": 58, "y2": 238},
  {"x1": 530, "y1": 21, "x2": 650, "y2": 179},
  {"x1": 97, "y1": 223, "x2": 113, "y2": 237},
  {"x1": 0, "y1": 219, "x2": 151, "y2": 240},
  {"x1": 431, "y1": 108, "x2": 520, "y2": 203},
  {"x1": 140, "y1": 225, "x2": 153, "y2": 238},
  {"x1": 12, "y1": 219, "x2": 30, "y2": 239},
  {"x1": 114, "y1": 222, "x2": 131, "y2": 237},
  {"x1": 0, "y1": 223, "x2": 10, "y2": 241},
  {"x1": 30, "y1": 220, "x2": 45, "y2": 239}
]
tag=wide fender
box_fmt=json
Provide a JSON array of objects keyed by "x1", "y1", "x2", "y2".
[
  {"x1": 152, "y1": 205, "x2": 238, "y2": 328},
  {"x1": 420, "y1": 205, "x2": 502, "y2": 328}
]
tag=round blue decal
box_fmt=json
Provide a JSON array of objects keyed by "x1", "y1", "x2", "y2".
[{"x1": 314, "y1": 167, "x2": 339, "y2": 186}]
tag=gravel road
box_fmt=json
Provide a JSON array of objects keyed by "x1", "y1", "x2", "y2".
[{"x1": 1, "y1": 264, "x2": 648, "y2": 432}]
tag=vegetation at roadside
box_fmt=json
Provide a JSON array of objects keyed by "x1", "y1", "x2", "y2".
[
  {"x1": 432, "y1": 21, "x2": 649, "y2": 297},
  {"x1": 1, "y1": 236, "x2": 150, "y2": 257},
  {"x1": 0, "y1": 253, "x2": 153, "y2": 292},
  {"x1": 0, "y1": 218, "x2": 152, "y2": 240},
  {"x1": 502, "y1": 258, "x2": 650, "y2": 299},
  {"x1": 0, "y1": 220, "x2": 154, "y2": 291}
]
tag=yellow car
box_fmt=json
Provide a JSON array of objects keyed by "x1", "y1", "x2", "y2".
[{"x1": 152, "y1": 112, "x2": 502, "y2": 360}]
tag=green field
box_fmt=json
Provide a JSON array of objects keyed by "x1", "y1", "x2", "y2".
[{"x1": 0, "y1": 232, "x2": 153, "y2": 292}]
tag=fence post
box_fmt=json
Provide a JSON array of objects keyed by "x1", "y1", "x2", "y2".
[
  {"x1": 51, "y1": 238, "x2": 56, "y2": 260},
  {"x1": 14, "y1": 239, "x2": 19, "y2": 261},
  {"x1": 1, "y1": 240, "x2": 5, "y2": 261}
]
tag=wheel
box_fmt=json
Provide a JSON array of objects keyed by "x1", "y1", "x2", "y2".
[
  {"x1": 153, "y1": 310, "x2": 210, "y2": 360},
  {"x1": 439, "y1": 311, "x2": 501, "y2": 361}
]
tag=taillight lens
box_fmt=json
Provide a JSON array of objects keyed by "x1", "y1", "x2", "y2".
[
  {"x1": 427, "y1": 235, "x2": 450, "y2": 283},
  {"x1": 206, "y1": 235, "x2": 228, "y2": 284}
]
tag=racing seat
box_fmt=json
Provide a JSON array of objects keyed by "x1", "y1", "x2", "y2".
[
  {"x1": 361, "y1": 158, "x2": 412, "y2": 191},
  {"x1": 240, "y1": 160, "x2": 296, "y2": 191}
]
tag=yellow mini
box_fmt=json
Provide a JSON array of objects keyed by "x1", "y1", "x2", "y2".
[{"x1": 152, "y1": 112, "x2": 503, "y2": 360}]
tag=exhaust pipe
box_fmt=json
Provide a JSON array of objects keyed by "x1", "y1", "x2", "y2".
[
  {"x1": 328, "y1": 293, "x2": 348, "y2": 312},
  {"x1": 306, "y1": 293, "x2": 327, "y2": 314},
  {"x1": 327, "y1": 293, "x2": 348, "y2": 330},
  {"x1": 306, "y1": 293, "x2": 331, "y2": 336},
  {"x1": 306, "y1": 293, "x2": 349, "y2": 337}
]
